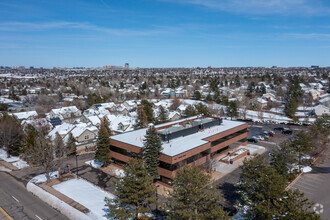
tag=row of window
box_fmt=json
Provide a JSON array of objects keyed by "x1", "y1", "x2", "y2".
[{"x1": 211, "y1": 128, "x2": 247, "y2": 147}]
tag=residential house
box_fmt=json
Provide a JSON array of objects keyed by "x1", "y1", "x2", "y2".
[
  {"x1": 313, "y1": 105, "x2": 330, "y2": 116},
  {"x1": 64, "y1": 124, "x2": 98, "y2": 153},
  {"x1": 49, "y1": 106, "x2": 82, "y2": 123}
]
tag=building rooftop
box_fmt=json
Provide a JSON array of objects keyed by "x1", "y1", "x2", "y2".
[{"x1": 110, "y1": 117, "x2": 246, "y2": 157}]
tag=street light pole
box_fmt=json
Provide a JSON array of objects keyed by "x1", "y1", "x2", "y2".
[{"x1": 75, "y1": 154, "x2": 78, "y2": 177}]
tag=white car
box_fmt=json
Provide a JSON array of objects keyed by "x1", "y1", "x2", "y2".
[{"x1": 255, "y1": 135, "x2": 264, "y2": 141}]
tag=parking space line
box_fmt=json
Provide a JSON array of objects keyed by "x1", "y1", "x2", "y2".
[
  {"x1": 293, "y1": 184, "x2": 315, "y2": 194},
  {"x1": 295, "y1": 179, "x2": 319, "y2": 187},
  {"x1": 0, "y1": 207, "x2": 13, "y2": 220}
]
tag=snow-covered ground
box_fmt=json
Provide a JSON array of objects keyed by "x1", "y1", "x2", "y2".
[
  {"x1": 30, "y1": 171, "x2": 59, "y2": 183},
  {"x1": 0, "y1": 149, "x2": 29, "y2": 169},
  {"x1": 53, "y1": 178, "x2": 115, "y2": 220},
  {"x1": 85, "y1": 159, "x2": 104, "y2": 168}
]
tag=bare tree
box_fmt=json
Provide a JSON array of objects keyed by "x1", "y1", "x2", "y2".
[
  {"x1": 28, "y1": 132, "x2": 62, "y2": 182},
  {"x1": 170, "y1": 96, "x2": 182, "y2": 111}
]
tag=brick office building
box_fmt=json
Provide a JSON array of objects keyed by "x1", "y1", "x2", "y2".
[{"x1": 109, "y1": 116, "x2": 247, "y2": 184}]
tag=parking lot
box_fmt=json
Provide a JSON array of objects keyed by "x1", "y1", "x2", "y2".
[
  {"x1": 217, "y1": 122, "x2": 310, "y2": 210},
  {"x1": 290, "y1": 149, "x2": 330, "y2": 219},
  {"x1": 247, "y1": 122, "x2": 309, "y2": 147}
]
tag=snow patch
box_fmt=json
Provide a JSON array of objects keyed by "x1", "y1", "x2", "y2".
[
  {"x1": 30, "y1": 171, "x2": 59, "y2": 183},
  {"x1": 0, "y1": 148, "x2": 29, "y2": 169},
  {"x1": 85, "y1": 160, "x2": 104, "y2": 168},
  {"x1": 53, "y1": 178, "x2": 115, "y2": 220}
]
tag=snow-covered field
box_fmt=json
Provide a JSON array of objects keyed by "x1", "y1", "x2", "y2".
[
  {"x1": 0, "y1": 149, "x2": 29, "y2": 169},
  {"x1": 53, "y1": 178, "x2": 115, "y2": 220}
]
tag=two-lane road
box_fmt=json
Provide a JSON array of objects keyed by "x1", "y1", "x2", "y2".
[{"x1": 0, "y1": 171, "x2": 69, "y2": 220}]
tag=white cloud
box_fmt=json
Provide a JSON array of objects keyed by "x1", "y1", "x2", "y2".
[
  {"x1": 0, "y1": 21, "x2": 171, "y2": 36},
  {"x1": 162, "y1": 0, "x2": 330, "y2": 16}
]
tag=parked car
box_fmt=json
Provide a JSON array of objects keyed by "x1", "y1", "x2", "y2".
[
  {"x1": 268, "y1": 131, "x2": 275, "y2": 137},
  {"x1": 274, "y1": 127, "x2": 284, "y2": 131},
  {"x1": 282, "y1": 129, "x2": 293, "y2": 135},
  {"x1": 255, "y1": 135, "x2": 264, "y2": 141},
  {"x1": 263, "y1": 131, "x2": 270, "y2": 136},
  {"x1": 247, "y1": 138, "x2": 258, "y2": 143}
]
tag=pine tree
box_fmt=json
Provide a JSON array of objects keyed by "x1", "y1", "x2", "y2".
[
  {"x1": 136, "y1": 105, "x2": 148, "y2": 129},
  {"x1": 238, "y1": 156, "x2": 320, "y2": 219},
  {"x1": 226, "y1": 101, "x2": 238, "y2": 120},
  {"x1": 184, "y1": 105, "x2": 197, "y2": 117},
  {"x1": 95, "y1": 118, "x2": 111, "y2": 165},
  {"x1": 0, "y1": 113, "x2": 24, "y2": 156},
  {"x1": 156, "y1": 106, "x2": 169, "y2": 124},
  {"x1": 66, "y1": 133, "x2": 77, "y2": 157},
  {"x1": 105, "y1": 158, "x2": 156, "y2": 220},
  {"x1": 165, "y1": 166, "x2": 229, "y2": 220},
  {"x1": 143, "y1": 125, "x2": 162, "y2": 179},
  {"x1": 292, "y1": 130, "x2": 314, "y2": 167},
  {"x1": 54, "y1": 132, "x2": 65, "y2": 158},
  {"x1": 280, "y1": 189, "x2": 321, "y2": 220},
  {"x1": 141, "y1": 100, "x2": 154, "y2": 123},
  {"x1": 194, "y1": 103, "x2": 210, "y2": 116},
  {"x1": 23, "y1": 124, "x2": 37, "y2": 154},
  {"x1": 237, "y1": 156, "x2": 287, "y2": 219}
]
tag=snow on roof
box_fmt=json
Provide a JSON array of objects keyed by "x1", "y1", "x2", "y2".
[
  {"x1": 69, "y1": 124, "x2": 97, "y2": 138},
  {"x1": 111, "y1": 118, "x2": 245, "y2": 157},
  {"x1": 98, "y1": 102, "x2": 116, "y2": 109},
  {"x1": 48, "y1": 123, "x2": 75, "y2": 140},
  {"x1": 106, "y1": 114, "x2": 135, "y2": 132},
  {"x1": 12, "y1": 111, "x2": 38, "y2": 120},
  {"x1": 52, "y1": 106, "x2": 79, "y2": 115},
  {"x1": 257, "y1": 98, "x2": 267, "y2": 104},
  {"x1": 168, "y1": 111, "x2": 180, "y2": 119},
  {"x1": 0, "y1": 97, "x2": 17, "y2": 104},
  {"x1": 87, "y1": 115, "x2": 101, "y2": 126}
]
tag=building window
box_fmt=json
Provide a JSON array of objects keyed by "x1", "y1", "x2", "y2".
[
  {"x1": 85, "y1": 135, "x2": 89, "y2": 140},
  {"x1": 85, "y1": 146, "x2": 88, "y2": 152}
]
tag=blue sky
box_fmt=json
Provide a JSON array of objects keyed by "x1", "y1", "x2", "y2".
[{"x1": 0, "y1": 0, "x2": 329, "y2": 68}]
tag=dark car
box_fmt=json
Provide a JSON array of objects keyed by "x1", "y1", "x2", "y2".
[
  {"x1": 247, "y1": 138, "x2": 258, "y2": 143},
  {"x1": 282, "y1": 129, "x2": 293, "y2": 135},
  {"x1": 274, "y1": 127, "x2": 284, "y2": 131}
]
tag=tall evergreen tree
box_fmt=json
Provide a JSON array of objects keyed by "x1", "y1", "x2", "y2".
[
  {"x1": 292, "y1": 130, "x2": 314, "y2": 167},
  {"x1": 183, "y1": 105, "x2": 197, "y2": 117},
  {"x1": 23, "y1": 124, "x2": 37, "y2": 155},
  {"x1": 95, "y1": 118, "x2": 111, "y2": 165},
  {"x1": 194, "y1": 103, "x2": 210, "y2": 116},
  {"x1": 105, "y1": 158, "x2": 156, "y2": 220},
  {"x1": 66, "y1": 133, "x2": 77, "y2": 157},
  {"x1": 141, "y1": 100, "x2": 154, "y2": 123},
  {"x1": 165, "y1": 166, "x2": 229, "y2": 220},
  {"x1": 136, "y1": 105, "x2": 148, "y2": 129},
  {"x1": 0, "y1": 113, "x2": 24, "y2": 156},
  {"x1": 226, "y1": 101, "x2": 238, "y2": 120},
  {"x1": 238, "y1": 156, "x2": 320, "y2": 219},
  {"x1": 156, "y1": 106, "x2": 169, "y2": 124},
  {"x1": 54, "y1": 132, "x2": 65, "y2": 158},
  {"x1": 143, "y1": 125, "x2": 163, "y2": 179}
]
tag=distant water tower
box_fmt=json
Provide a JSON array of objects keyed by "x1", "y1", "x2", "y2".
[{"x1": 125, "y1": 63, "x2": 129, "y2": 69}]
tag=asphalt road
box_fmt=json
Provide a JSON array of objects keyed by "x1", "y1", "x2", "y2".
[
  {"x1": 0, "y1": 172, "x2": 69, "y2": 220},
  {"x1": 291, "y1": 149, "x2": 330, "y2": 219}
]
